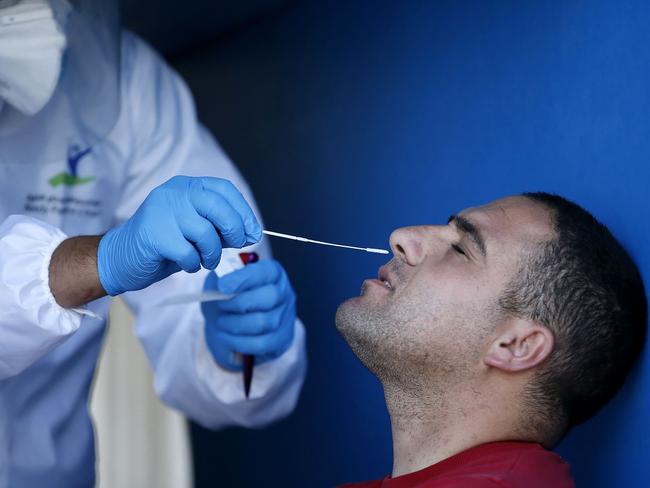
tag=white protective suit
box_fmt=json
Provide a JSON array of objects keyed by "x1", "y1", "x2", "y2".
[{"x1": 0, "y1": 31, "x2": 306, "y2": 488}]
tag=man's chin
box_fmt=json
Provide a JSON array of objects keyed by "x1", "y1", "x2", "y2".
[
  {"x1": 335, "y1": 298, "x2": 396, "y2": 380},
  {"x1": 335, "y1": 297, "x2": 357, "y2": 327},
  {"x1": 335, "y1": 296, "x2": 383, "y2": 349},
  {"x1": 335, "y1": 281, "x2": 389, "y2": 331},
  {"x1": 335, "y1": 297, "x2": 363, "y2": 337}
]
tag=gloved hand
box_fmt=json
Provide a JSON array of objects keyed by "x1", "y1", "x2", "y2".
[
  {"x1": 202, "y1": 260, "x2": 297, "y2": 371},
  {"x1": 98, "y1": 176, "x2": 261, "y2": 296}
]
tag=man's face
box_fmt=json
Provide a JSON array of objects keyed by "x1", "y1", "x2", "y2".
[{"x1": 335, "y1": 196, "x2": 553, "y2": 388}]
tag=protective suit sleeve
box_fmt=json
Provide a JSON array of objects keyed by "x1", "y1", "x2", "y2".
[
  {"x1": 0, "y1": 215, "x2": 85, "y2": 379},
  {"x1": 115, "y1": 32, "x2": 307, "y2": 428}
]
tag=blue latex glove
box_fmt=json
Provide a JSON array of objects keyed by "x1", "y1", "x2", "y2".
[
  {"x1": 202, "y1": 260, "x2": 297, "y2": 371},
  {"x1": 98, "y1": 176, "x2": 261, "y2": 296}
]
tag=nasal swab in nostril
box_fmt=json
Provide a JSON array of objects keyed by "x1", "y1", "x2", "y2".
[{"x1": 262, "y1": 230, "x2": 389, "y2": 254}]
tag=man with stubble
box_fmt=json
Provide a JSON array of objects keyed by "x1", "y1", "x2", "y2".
[{"x1": 336, "y1": 193, "x2": 647, "y2": 488}]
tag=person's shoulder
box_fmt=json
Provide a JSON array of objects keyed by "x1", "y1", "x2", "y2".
[
  {"x1": 338, "y1": 480, "x2": 383, "y2": 488},
  {"x1": 439, "y1": 442, "x2": 575, "y2": 488},
  {"x1": 115, "y1": 30, "x2": 191, "y2": 139},
  {"x1": 337, "y1": 443, "x2": 575, "y2": 488},
  {"x1": 120, "y1": 30, "x2": 165, "y2": 77},
  {"x1": 338, "y1": 475, "x2": 522, "y2": 488},
  {"x1": 497, "y1": 443, "x2": 575, "y2": 488},
  {"x1": 120, "y1": 30, "x2": 155, "y2": 58}
]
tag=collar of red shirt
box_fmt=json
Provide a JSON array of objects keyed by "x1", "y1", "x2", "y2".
[{"x1": 339, "y1": 441, "x2": 551, "y2": 488}]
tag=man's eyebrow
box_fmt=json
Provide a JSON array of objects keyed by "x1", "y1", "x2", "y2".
[{"x1": 447, "y1": 215, "x2": 487, "y2": 257}]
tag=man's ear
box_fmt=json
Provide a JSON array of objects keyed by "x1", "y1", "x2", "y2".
[{"x1": 484, "y1": 318, "x2": 554, "y2": 372}]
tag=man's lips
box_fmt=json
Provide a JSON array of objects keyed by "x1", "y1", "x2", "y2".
[
  {"x1": 376, "y1": 264, "x2": 394, "y2": 291},
  {"x1": 360, "y1": 263, "x2": 396, "y2": 294}
]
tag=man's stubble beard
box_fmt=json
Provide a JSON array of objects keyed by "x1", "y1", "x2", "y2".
[
  {"x1": 335, "y1": 288, "x2": 499, "y2": 397},
  {"x1": 336, "y1": 290, "x2": 455, "y2": 393}
]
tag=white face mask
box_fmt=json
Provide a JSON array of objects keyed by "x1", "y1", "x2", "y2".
[{"x1": 0, "y1": 0, "x2": 67, "y2": 115}]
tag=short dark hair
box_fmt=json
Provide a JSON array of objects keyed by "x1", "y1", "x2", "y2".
[{"x1": 498, "y1": 192, "x2": 647, "y2": 443}]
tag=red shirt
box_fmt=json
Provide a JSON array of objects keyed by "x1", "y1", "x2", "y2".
[{"x1": 338, "y1": 442, "x2": 575, "y2": 488}]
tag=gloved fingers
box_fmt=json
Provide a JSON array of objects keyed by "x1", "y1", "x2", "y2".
[
  {"x1": 177, "y1": 212, "x2": 223, "y2": 270},
  {"x1": 199, "y1": 177, "x2": 262, "y2": 244},
  {"x1": 210, "y1": 306, "x2": 284, "y2": 335},
  {"x1": 210, "y1": 320, "x2": 294, "y2": 356},
  {"x1": 204, "y1": 327, "x2": 242, "y2": 371},
  {"x1": 203, "y1": 270, "x2": 220, "y2": 290},
  {"x1": 159, "y1": 259, "x2": 183, "y2": 277},
  {"x1": 220, "y1": 354, "x2": 244, "y2": 371},
  {"x1": 203, "y1": 301, "x2": 296, "y2": 369},
  {"x1": 190, "y1": 187, "x2": 247, "y2": 249},
  {"x1": 261, "y1": 311, "x2": 295, "y2": 360},
  {"x1": 155, "y1": 226, "x2": 202, "y2": 273},
  {"x1": 201, "y1": 271, "x2": 223, "y2": 323},
  {"x1": 213, "y1": 283, "x2": 290, "y2": 313},
  {"x1": 218, "y1": 259, "x2": 284, "y2": 294}
]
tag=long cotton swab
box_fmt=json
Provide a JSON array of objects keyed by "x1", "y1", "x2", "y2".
[
  {"x1": 161, "y1": 290, "x2": 235, "y2": 306},
  {"x1": 161, "y1": 229, "x2": 389, "y2": 306},
  {"x1": 262, "y1": 230, "x2": 389, "y2": 254}
]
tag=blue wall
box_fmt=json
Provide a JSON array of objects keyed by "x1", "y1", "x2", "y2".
[{"x1": 174, "y1": 1, "x2": 650, "y2": 486}]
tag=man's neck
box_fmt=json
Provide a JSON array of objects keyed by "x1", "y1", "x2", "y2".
[{"x1": 384, "y1": 381, "x2": 525, "y2": 477}]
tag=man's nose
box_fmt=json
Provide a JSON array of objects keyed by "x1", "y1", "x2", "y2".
[
  {"x1": 389, "y1": 225, "x2": 452, "y2": 265},
  {"x1": 390, "y1": 226, "x2": 426, "y2": 266}
]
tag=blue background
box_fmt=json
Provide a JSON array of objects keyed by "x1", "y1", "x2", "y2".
[{"x1": 168, "y1": 1, "x2": 650, "y2": 486}]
